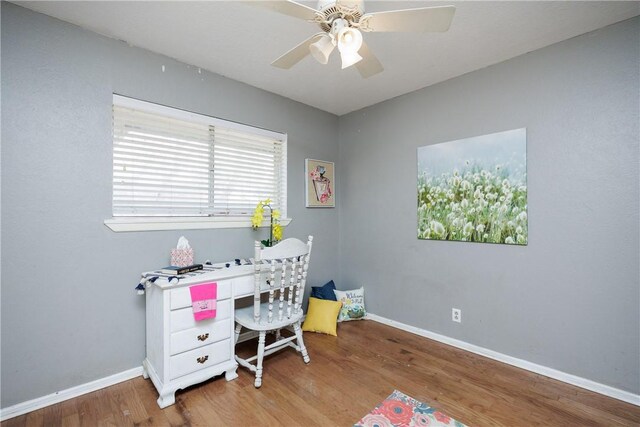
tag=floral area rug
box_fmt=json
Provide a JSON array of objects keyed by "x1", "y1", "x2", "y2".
[{"x1": 354, "y1": 390, "x2": 467, "y2": 427}]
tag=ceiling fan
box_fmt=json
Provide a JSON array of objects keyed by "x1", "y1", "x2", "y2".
[{"x1": 252, "y1": 0, "x2": 456, "y2": 78}]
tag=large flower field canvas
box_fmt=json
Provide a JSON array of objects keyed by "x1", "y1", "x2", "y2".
[{"x1": 417, "y1": 128, "x2": 527, "y2": 245}]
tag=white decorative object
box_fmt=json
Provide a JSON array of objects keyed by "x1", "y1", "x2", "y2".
[{"x1": 234, "y1": 236, "x2": 313, "y2": 388}]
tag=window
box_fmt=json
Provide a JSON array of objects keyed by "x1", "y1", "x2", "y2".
[{"x1": 106, "y1": 95, "x2": 287, "y2": 232}]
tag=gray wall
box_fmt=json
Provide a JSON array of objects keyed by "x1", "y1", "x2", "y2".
[
  {"x1": 338, "y1": 17, "x2": 639, "y2": 394},
  {"x1": 1, "y1": 3, "x2": 339, "y2": 407}
]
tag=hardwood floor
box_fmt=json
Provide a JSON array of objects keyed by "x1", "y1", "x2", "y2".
[{"x1": 3, "y1": 320, "x2": 639, "y2": 426}]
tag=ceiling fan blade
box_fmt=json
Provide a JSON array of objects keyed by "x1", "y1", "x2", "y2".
[
  {"x1": 361, "y1": 6, "x2": 456, "y2": 33},
  {"x1": 271, "y1": 33, "x2": 324, "y2": 69},
  {"x1": 246, "y1": 1, "x2": 319, "y2": 21},
  {"x1": 355, "y1": 42, "x2": 383, "y2": 78}
]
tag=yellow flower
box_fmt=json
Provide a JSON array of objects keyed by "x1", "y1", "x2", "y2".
[
  {"x1": 252, "y1": 199, "x2": 283, "y2": 242},
  {"x1": 251, "y1": 213, "x2": 262, "y2": 229},
  {"x1": 251, "y1": 203, "x2": 265, "y2": 229},
  {"x1": 273, "y1": 223, "x2": 283, "y2": 241}
]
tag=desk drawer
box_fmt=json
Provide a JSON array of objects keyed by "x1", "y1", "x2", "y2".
[
  {"x1": 170, "y1": 318, "x2": 231, "y2": 356},
  {"x1": 170, "y1": 280, "x2": 231, "y2": 310},
  {"x1": 170, "y1": 299, "x2": 231, "y2": 333},
  {"x1": 233, "y1": 275, "x2": 271, "y2": 298},
  {"x1": 169, "y1": 339, "x2": 230, "y2": 380}
]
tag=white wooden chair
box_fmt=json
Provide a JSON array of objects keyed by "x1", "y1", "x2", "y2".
[{"x1": 234, "y1": 236, "x2": 313, "y2": 388}]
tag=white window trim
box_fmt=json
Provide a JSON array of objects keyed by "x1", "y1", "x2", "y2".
[
  {"x1": 104, "y1": 216, "x2": 292, "y2": 233},
  {"x1": 105, "y1": 95, "x2": 289, "y2": 232},
  {"x1": 112, "y1": 95, "x2": 286, "y2": 141}
]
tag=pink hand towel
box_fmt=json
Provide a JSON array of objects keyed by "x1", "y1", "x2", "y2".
[{"x1": 189, "y1": 282, "x2": 217, "y2": 321}]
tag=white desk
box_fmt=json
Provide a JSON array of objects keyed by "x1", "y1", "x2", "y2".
[{"x1": 141, "y1": 263, "x2": 270, "y2": 408}]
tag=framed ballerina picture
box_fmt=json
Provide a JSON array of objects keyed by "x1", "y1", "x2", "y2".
[{"x1": 305, "y1": 159, "x2": 335, "y2": 208}]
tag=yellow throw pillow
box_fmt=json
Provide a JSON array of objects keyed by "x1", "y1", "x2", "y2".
[{"x1": 302, "y1": 297, "x2": 342, "y2": 336}]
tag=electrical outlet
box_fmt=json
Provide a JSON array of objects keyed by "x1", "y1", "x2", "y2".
[{"x1": 452, "y1": 308, "x2": 462, "y2": 323}]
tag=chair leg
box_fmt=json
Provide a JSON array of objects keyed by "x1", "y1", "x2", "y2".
[
  {"x1": 255, "y1": 331, "x2": 266, "y2": 388},
  {"x1": 293, "y1": 321, "x2": 310, "y2": 364},
  {"x1": 234, "y1": 323, "x2": 242, "y2": 345},
  {"x1": 274, "y1": 328, "x2": 282, "y2": 341}
]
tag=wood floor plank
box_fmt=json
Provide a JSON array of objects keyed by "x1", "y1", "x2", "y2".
[
  {"x1": 3, "y1": 320, "x2": 639, "y2": 426},
  {"x1": 129, "y1": 377, "x2": 172, "y2": 426},
  {"x1": 22, "y1": 411, "x2": 43, "y2": 427},
  {"x1": 57, "y1": 399, "x2": 80, "y2": 427},
  {"x1": 73, "y1": 391, "x2": 99, "y2": 426}
]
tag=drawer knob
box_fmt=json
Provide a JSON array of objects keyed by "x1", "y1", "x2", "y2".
[
  {"x1": 197, "y1": 333, "x2": 209, "y2": 341},
  {"x1": 197, "y1": 355, "x2": 209, "y2": 364}
]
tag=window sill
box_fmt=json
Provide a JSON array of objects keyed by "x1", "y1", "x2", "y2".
[{"x1": 104, "y1": 216, "x2": 292, "y2": 233}]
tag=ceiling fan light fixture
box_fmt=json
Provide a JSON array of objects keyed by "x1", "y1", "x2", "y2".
[
  {"x1": 309, "y1": 33, "x2": 335, "y2": 65},
  {"x1": 337, "y1": 27, "x2": 363, "y2": 68},
  {"x1": 340, "y1": 50, "x2": 363, "y2": 69},
  {"x1": 337, "y1": 27, "x2": 363, "y2": 53}
]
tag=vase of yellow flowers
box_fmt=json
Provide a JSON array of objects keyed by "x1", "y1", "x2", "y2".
[{"x1": 251, "y1": 199, "x2": 283, "y2": 247}]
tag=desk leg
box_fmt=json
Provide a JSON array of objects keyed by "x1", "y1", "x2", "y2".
[
  {"x1": 157, "y1": 389, "x2": 176, "y2": 408},
  {"x1": 225, "y1": 365, "x2": 239, "y2": 381}
]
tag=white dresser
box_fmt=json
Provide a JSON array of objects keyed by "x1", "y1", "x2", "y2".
[{"x1": 142, "y1": 265, "x2": 266, "y2": 408}]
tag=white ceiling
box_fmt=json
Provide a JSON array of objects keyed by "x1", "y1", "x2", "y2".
[{"x1": 15, "y1": 1, "x2": 640, "y2": 115}]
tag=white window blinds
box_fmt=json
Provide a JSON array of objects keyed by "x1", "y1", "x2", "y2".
[{"x1": 112, "y1": 96, "x2": 287, "y2": 218}]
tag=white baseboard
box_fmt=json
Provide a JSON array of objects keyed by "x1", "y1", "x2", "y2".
[
  {"x1": 0, "y1": 366, "x2": 144, "y2": 421},
  {"x1": 366, "y1": 313, "x2": 640, "y2": 406}
]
